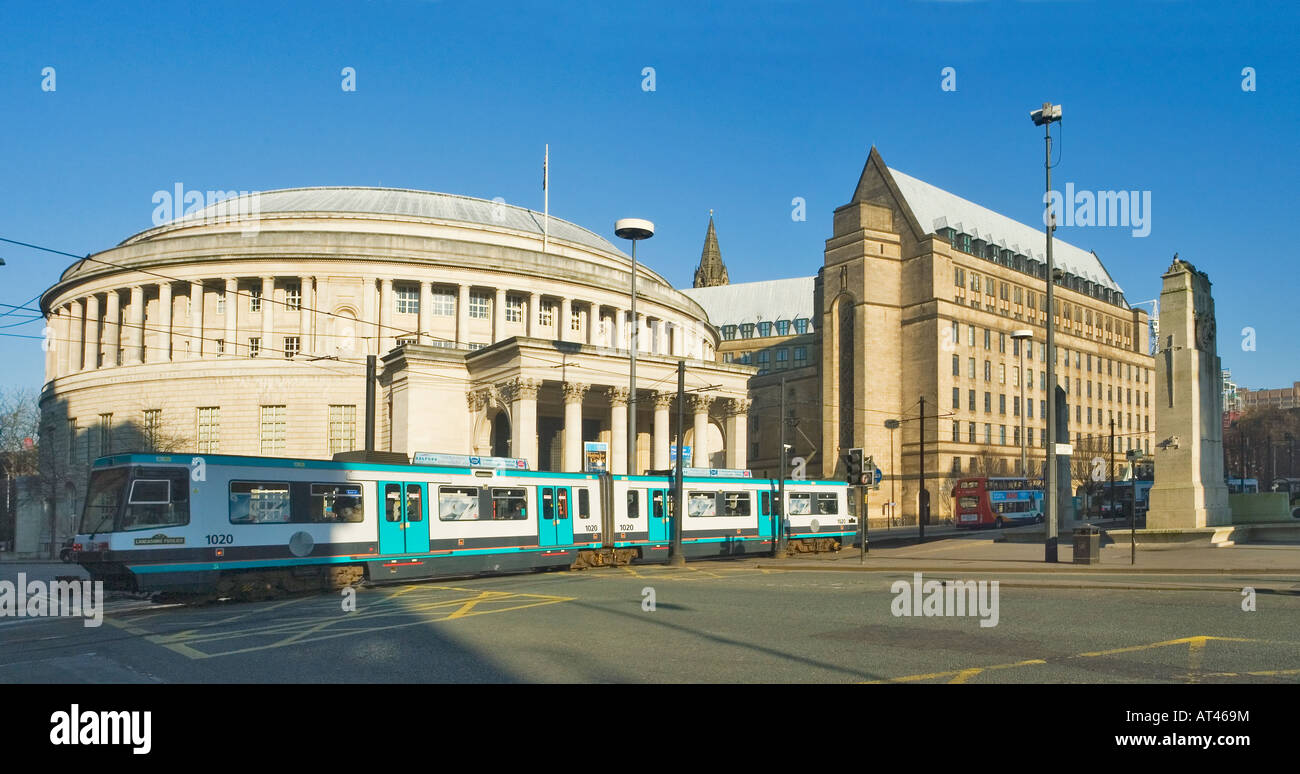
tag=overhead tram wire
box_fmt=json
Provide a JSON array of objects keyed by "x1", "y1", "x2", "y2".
[{"x1": 0, "y1": 235, "x2": 457, "y2": 348}]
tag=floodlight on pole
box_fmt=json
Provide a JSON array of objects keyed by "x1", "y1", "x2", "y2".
[{"x1": 614, "y1": 218, "x2": 654, "y2": 476}]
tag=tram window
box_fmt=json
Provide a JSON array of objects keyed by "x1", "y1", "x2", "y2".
[
  {"x1": 229, "y1": 481, "x2": 291, "y2": 524},
  {"x1": 761, "y1": 491, "x2": 772, "y2": 514},
  {"x1": 722, "y1": 492, "x2": 751, "y2": 517},
  {"x1": 557, "y1": 489, "x2": 569, "y2": 520},
  {"x1": 491, "y1": 488, "x2": 527, "y2": 520},
  {"x1": 438, "y1": 486, "x2": 481, "y2": 521},
  {"x1": 542, "y1": 488, "x2": 554, "y2": 520},
  {"x1": 121, "y1": 471, "x2": 190, "y2": 530},
  {"x1": 788, "y1": 493, "x2": 812, "y2": 516},
  {"x1": 846, "y1": 492, "x2": 855, "y2": 516},
  {"x1": 626, "y1": 490, "x2": 639, "y2": 518},
  {"x1": 384, "y1": 485, "x2": 402, "y2": 522},
  {"x1": 687, "y1": 492, "x2": 716, "y2": 517},
  {"x1": 578, "y1": 488, "x2": 590, "y2": 518},
  {"x1": 652, "y1": 490, "x2": 665, "y2": 518},
  {"x1": 311, "y1": 484, "x2": 364, "y2": 523},
  {"x1": 816, "y1": 493, "x2": 838, "y2": 515},
  {"x1": 406, "y1": 485, "x2": 424, "y2": 522}
]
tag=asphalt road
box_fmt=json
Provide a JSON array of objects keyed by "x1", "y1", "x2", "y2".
[{"x1": 1, "y1": 561, "x2": 1296, "y2": 683}]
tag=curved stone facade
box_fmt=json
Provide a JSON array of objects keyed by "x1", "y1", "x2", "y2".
[{"x1": 39, "y1": 189, "x2": 753, "y2": 517}]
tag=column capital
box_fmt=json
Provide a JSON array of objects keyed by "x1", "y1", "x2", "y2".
[
  {"x1": 466, "y1": 390, "x2": 486, "y2": 413},
  {"x1": 562, "y1": 381, "x2": 591, "y2": 404},
  {"x1": 725, "y1": 397, "x2": 752, "y2": 417},
  {"x1": 608, "y1": 386, "x2": 630, "y2": 407},
  {"x1": 653, "y1": 391, "x2": 675, "y2": 409},
  {"x1": 501, "y1": 377, "x2": 542, "y2": 402},
  {"x1": 689, "y1": 394, "x2": 714, "y2": 413}
]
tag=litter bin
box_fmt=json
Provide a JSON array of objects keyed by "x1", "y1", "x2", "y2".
[{"x1": 1073, "y1": 526, "x2": 1101, "y2": 565}]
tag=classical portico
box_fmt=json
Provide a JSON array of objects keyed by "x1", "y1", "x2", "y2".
[{"x1": 383, "y1": 337, "x2": 753, "y2": 474}]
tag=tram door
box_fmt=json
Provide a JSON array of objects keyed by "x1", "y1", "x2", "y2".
[
  {"x1": 760, "y1": 490, "x2": 776, "y2": 541},
  {"x1": 539, "y1": 486, "x2": 574, "y2": 547},
  {"x1": 379, "y1": 482, "x2": 430, "y2": 555},
  {"x1": 648, "y1": 488, "x2": 672, "y2": 542}
]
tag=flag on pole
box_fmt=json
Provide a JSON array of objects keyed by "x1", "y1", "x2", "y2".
[{"x1": 543, "y1": 144, "x2": 550, "y2": 254}]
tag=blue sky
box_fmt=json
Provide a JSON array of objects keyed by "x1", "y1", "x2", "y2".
[{"x1": 1, "y1": 0, "x2": 1296, "y2": 393}]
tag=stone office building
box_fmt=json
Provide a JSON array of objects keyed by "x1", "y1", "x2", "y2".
[{"x1": 688, "y1": 149, "x2": 1157, "y2": 521}]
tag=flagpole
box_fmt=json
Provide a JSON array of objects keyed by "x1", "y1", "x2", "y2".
[{"x1": 543, "y1": 144, "x2": 549, "y2": 254}]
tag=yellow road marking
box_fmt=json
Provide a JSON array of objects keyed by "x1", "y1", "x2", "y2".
[{"x1": 871, "y1": 636, "x2": 1277, "y2": 684}]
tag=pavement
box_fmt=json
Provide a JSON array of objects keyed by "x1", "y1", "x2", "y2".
[{"x1": 755, "y1": 530, "x2": 1300, "y2": 595}]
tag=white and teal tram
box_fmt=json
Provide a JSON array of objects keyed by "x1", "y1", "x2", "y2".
[{"x1": 71, "y1": 452, "x2": 855, "y2": 599}]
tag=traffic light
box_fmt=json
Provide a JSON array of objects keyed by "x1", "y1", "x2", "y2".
[
  {"x1": 844, "y1": 448, "x2": 864, "y2": 485},
  {"x1": 862, "y1": 455, "x2": 875, "y2": 487}
]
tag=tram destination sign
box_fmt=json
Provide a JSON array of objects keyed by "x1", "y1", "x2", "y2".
[{"x1": 412, "y1": 452, "x2": 529, "y2": 470}]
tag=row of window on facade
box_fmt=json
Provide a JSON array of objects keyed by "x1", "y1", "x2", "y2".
[
  {"x1": 130, "y1": 284, "x2": 589, "y2": 326},
  {"x1": 722, "y1": 345, "x2": 808, "y2": 373},
  {"x1": 953, "y1": 266, "x2": 1134, "y2": 340},
  {"x1": 946, "y1": 230, "x2": 1127, "y2": 309},
  {"x1": 947, "y1": 423, "x2": 1151, "y2": 456},
  {"x1": 951, "y1": 383, "x2": 1150, "y2": 427},
  {"x1": 719, "y1": 318, "x2": 811, "y2": 341},
  {"x1": 63, "y1": 405, "x2": 358, "y2": 462}
]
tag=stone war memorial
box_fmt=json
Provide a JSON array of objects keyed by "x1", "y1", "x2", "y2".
[{"x1": 1146, "y1": 256, "x2": 1231, "y2": 529}]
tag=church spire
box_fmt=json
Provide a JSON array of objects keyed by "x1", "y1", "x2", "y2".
[{"x1": 693, "y1": 211, "x2": 729, "y2": 288}]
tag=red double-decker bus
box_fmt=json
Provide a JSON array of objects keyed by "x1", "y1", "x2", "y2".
[{"x1": 952, "y1": 477, "x2": 1044, "y2": 529}]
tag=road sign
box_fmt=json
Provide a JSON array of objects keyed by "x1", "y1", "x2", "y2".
[{"x1": 873, "y1": 466, "x2": 883, "y2": 486}]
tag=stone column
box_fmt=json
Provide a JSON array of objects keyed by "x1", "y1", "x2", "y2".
[
  {"x1": 506, "y1": 378, "x2": 540, "y2": 469},
  {"x1": 378, "y1": 278, "x2": 392, "y2": 354},
  {"x1": 418, "y1": 281, "x2": 432, "y2": 346},
  {"x1": 83, "y1": 294, "x2": 100, "y2": 370},
  {"x1": 527, "y1": 292, "x2": 540, "y2": 338},
  {"x1": 653, "y1": 392, "x2": 673, "y2": 470},
  {"x1": 158, "y1": 283, "x2": 172, "y2": 361},
  {"x1": 128, "y1": 286, "x2": 145, "y2": 364},
  {"x1": 609, "y1": 387, "x2": 629, "y2": 475},
  {"x1": 563, "y1": 382, "x2": 589, "y2": 472},
  {"x1": 43, "y1": 309, "x2": 57, "y2": 380},
  {"x1": 101, "y1": 290, "x2": 120, "y2": 367},
  {"x1": 690, "y1": 394, "x2": 713, "y2": 468},
  {"x1": 725, "y1": 399, "x2": 751, "y2": 469},
  {"x1": 223, "y1": 278, "x2": 237, "y2": 357},
  {"x1": 299, "y1": 276, "x2": 313, "y2": 354},
  {"x1": 457, "y1": 284, "x2": 471, "y2": 347},
  {"x1": 67, "y1": 299, "x2": 83, "y2": 372},
  {"x1": 52, "y1": 305, "x2": 68, "y2": 377},
  {"x1": 493, "y1": 288, "x2": 506, "y2": 343},
  {"x1": 614, "y1": 308, "x2": 626, "y2": 351},
  {"x1": 189, "y1": 281, "x2": 204, "y2": 358},
  {"x1": 260, "y1": 276, "x2": 274, "y2": 356},
  {"x1": 586, "y1": 305, "x2": 598, "y2": 346},
  {"x1": 670, "y1": 322, "x2": 682, "y2": 357},
  {"x1": 559, "y1": 297, "x2": 572, "y2": 343}
]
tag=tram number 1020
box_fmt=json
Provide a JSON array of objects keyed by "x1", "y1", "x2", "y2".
[{"x1": 206, "y1": 534, "x2": 235, "y2": 545}]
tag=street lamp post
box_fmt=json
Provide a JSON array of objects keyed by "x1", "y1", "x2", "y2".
[
  {"x1": 614, "y1": 218, "x2": 654, "y2": 475},
  {"x1": 884, "y1": 419, "x2": 900, "y2": 527},
  {"x1": 1011, "y1": 330, "x2": 1033, "y2": 478},
  {"x1": 1031, "y1": 101, "x2": 1062, "y2": 563}
]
